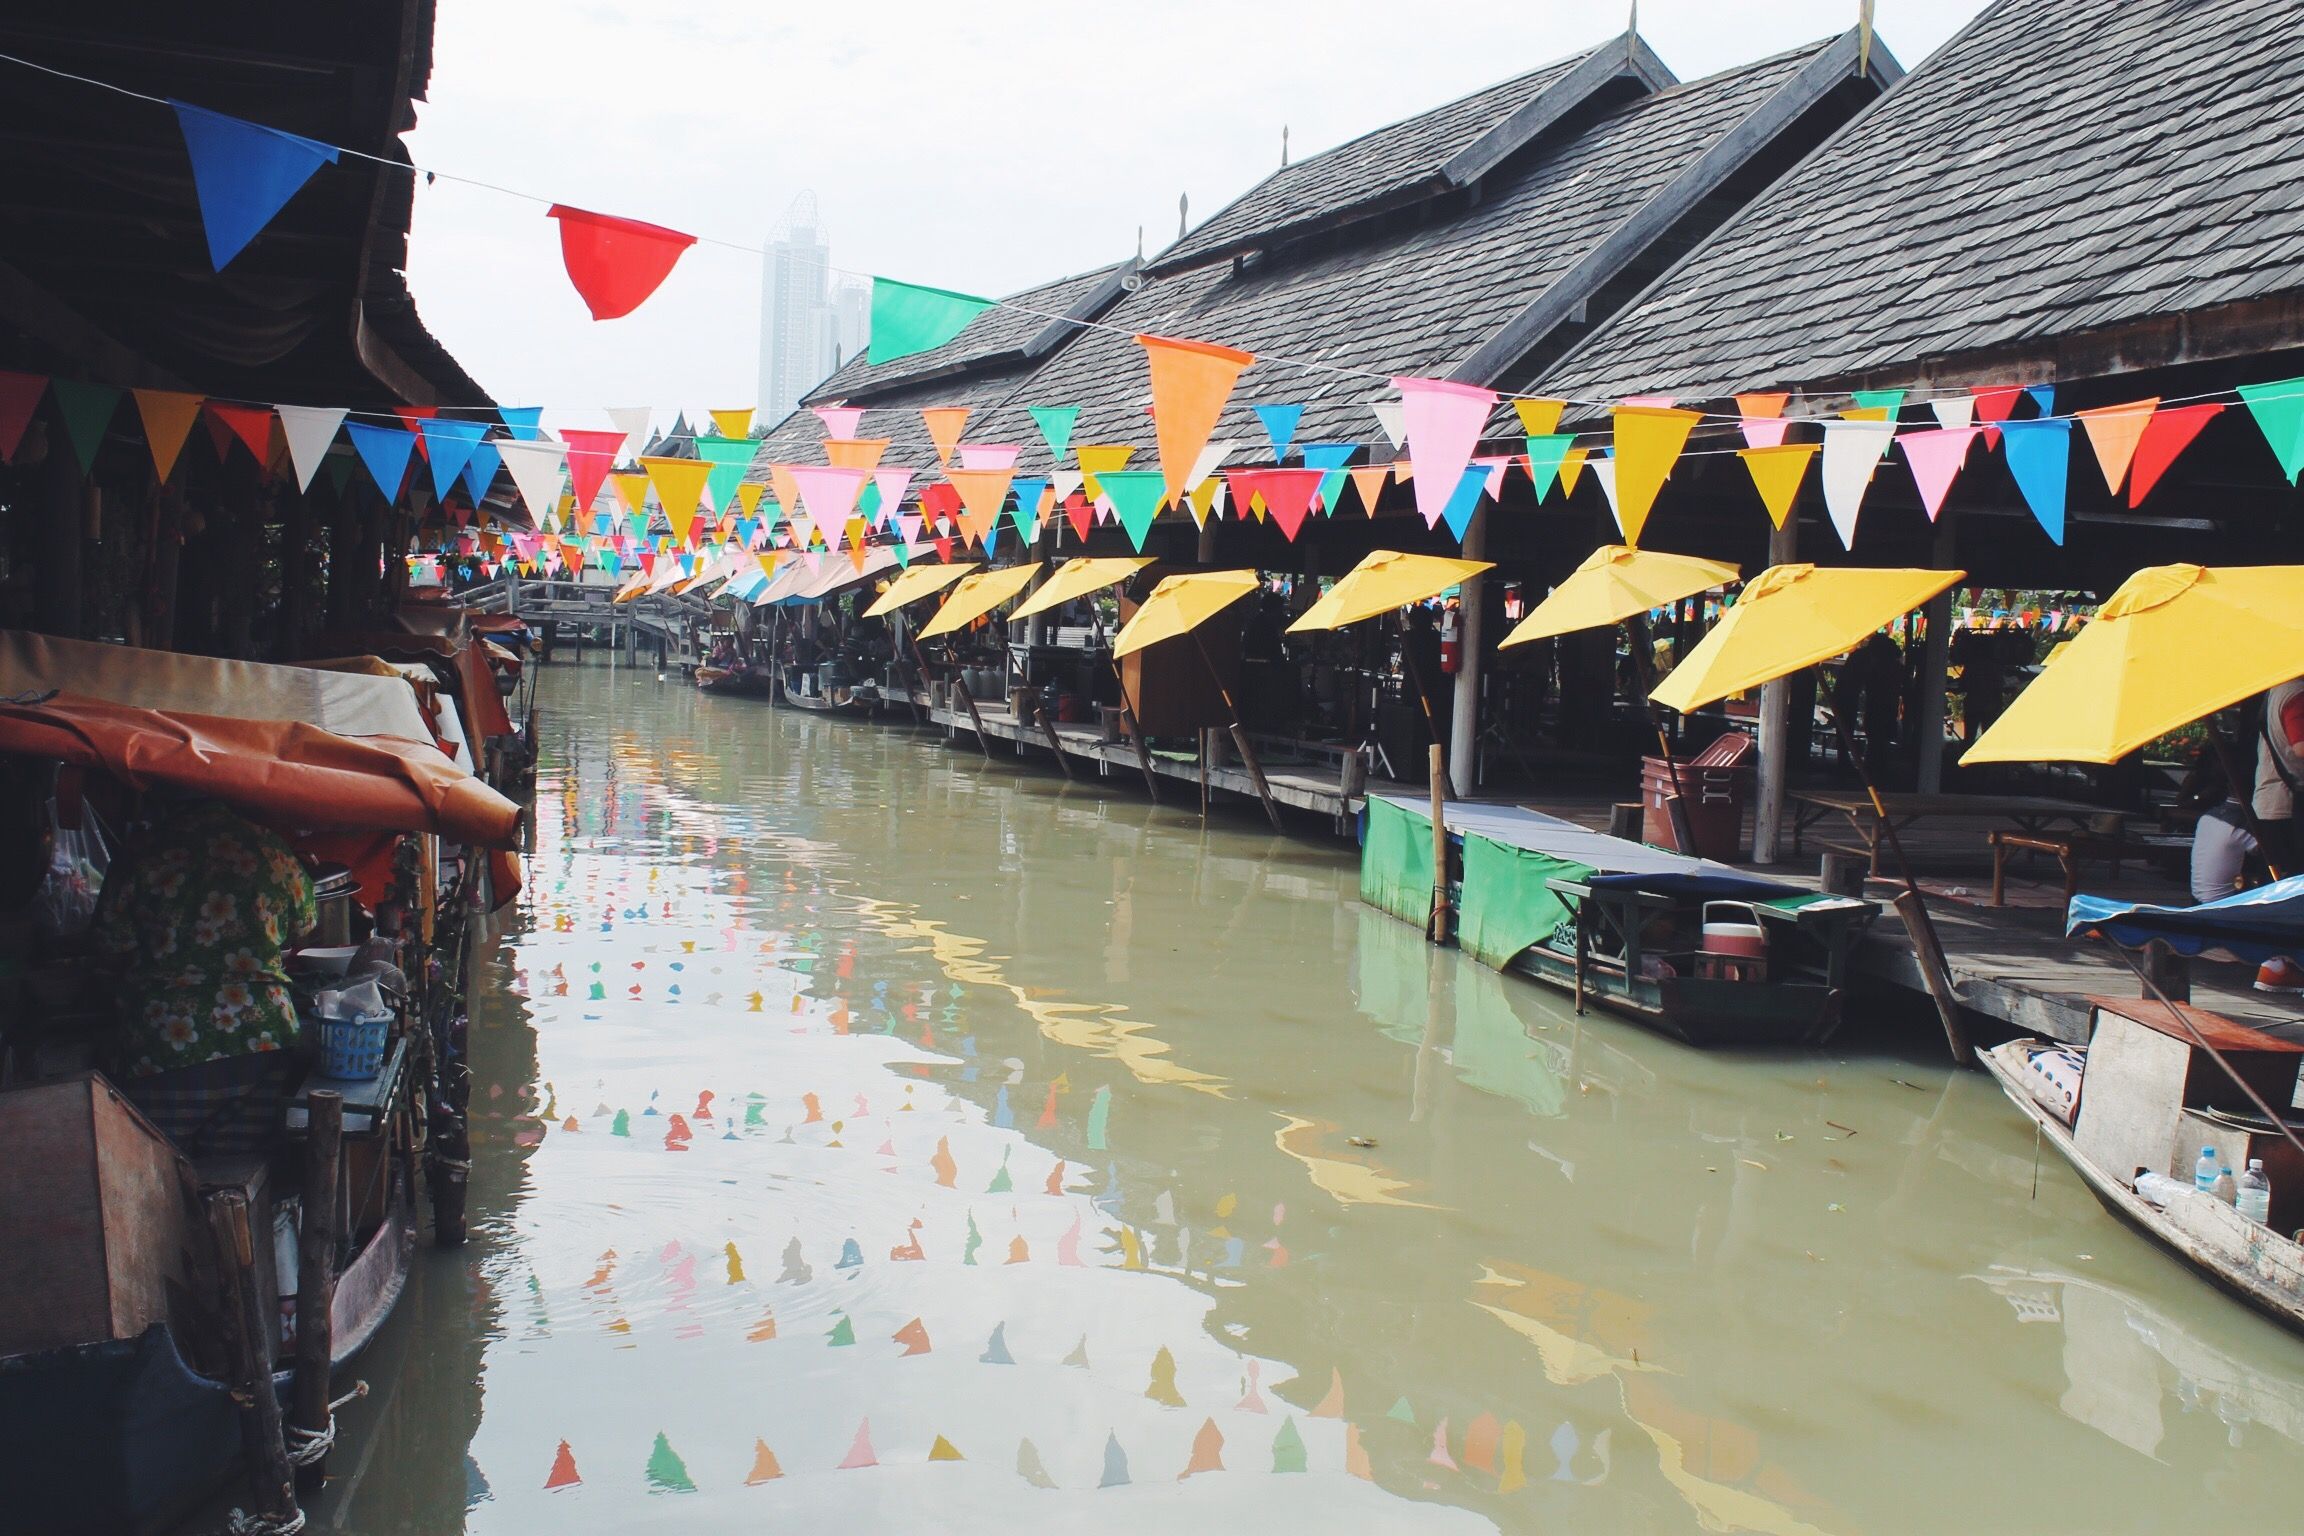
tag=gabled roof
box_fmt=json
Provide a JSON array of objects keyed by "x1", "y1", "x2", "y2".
[
  {"x1": 961, "y1": 33, "x2": 1889, "y2": 472},
  {"x1": 1540, "y1": 0, "x2": 2304, "y2": 406},
  {"x1": 1149, "y1": 35, "x2": 1671, "y2": 274},
  {"x1": 801, "y1": 261, "x2": 1137, "y2": 404}
]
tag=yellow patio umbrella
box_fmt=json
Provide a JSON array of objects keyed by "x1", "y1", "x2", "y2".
[
  {"x1": 863, "y1": 559, "x2": 978, "y2": 617},
  {"x1": 1963, "y1": 564, "x2": 2304, "y2": 764},
  {"x1": 1650, "y1": 564, "x2": 1965, "y2": 714},
  {"x1": 1499, "y1": 544, "x2": 1739, "y2": 649},
  {"x1": 1286, "y1": 551, "x2": 1492, "y2": 633},
  {"x1": 916, "y1": 562, "x2": 1042, "y2": 640},
  {"x1": 1112, "y1": 570, "x2": 1262, "y2": 658},
  {"x1": 1010, "y1": 556, "x2": 1155, "y2": 621}
]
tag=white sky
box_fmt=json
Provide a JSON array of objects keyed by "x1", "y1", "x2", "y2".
[{"x1": 403, "y1": 1, "x2": 1988, "y2": 422}]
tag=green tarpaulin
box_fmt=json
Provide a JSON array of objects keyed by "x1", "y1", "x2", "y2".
[
  {"x1": 1458, "y1": 833, "x2": 1588, "y2": 970},
  {"x1": 1360, "y1": 796, "x2": 1434, "y2": 928}
]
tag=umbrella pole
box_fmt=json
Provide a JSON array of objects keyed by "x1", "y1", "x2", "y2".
[
  {"x1": 1107, "y1": 657, "x2": 1163, "y2": 804},
  {"x1": 1189, "y1": 631, "x2": 1284, "y2": 834},
  {"x1": 1633, "y1": 626, "x2": 1698, "y2": 856},
  {"x1": 1821, "y1": 666, "x2": 1972, "y2": 1065},
  {"x1": 926, "y1": 637, "x2": 992, "y2": 761}
]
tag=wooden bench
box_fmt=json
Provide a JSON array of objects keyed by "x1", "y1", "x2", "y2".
[{"x1": 1988, "y1": 829, "x2": 2168, "y2": 907}]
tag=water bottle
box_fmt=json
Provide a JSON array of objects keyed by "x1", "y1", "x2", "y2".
[
  {"x1": 2213, "y1": 1166, "x2": 2238, "y2": 1206},
  {"x1": 2195, "y1": 1145, "x2": 2221, "y2": 1193},
  {"x1": 2238, "y1": 1159, "x2": 2272, "y2": 1226},
  {"x1": 2134, "y1": 1170, "x2": 2191, "y2": 1208}
]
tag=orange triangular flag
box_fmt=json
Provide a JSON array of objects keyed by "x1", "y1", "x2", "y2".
[
  {"x1": 544, "y1": 1439, "x2": 582, "y2": 1490},
  {"x1": 1511, "y1": 397, "x2": 1565, "y2": 437},
  {"x1": 1609, "y1": 405, "x2": 1701, "y2": 548},
  {"x1": 824, "y1": 437, "x2": 888, "y2": 471},
  {"x1": 1737, "y1": 443, "x2": 1817, "y2": 529},
  {"x1": 1136, "y1": 334, "x2": 1254, "y2": 506},
  {"x1": 1311, "y1": 1368, "x2": 1345, "y2": 1418},
  {"x1": 928, "y1": 1435, "x2": 966, "y2": 1462},
  {"x1": 132, "y1": 390, "x2": 205, "y2": 483},
  {"x1": 1179, "y1": 1419, "x2": 1224, "y2": 1478},
  {"x1": 2074, "y1": 398, "x2": 2160, "y2": 493},
  {"x1": 1347, "y1": 465, "x2": 1389, "y2": 516},
  {"x1": 921, "y1": 407, "x2": 969, "y2": 467},
  {"x1": 893, "y1": 1317, "x2": 932, "y2": 1355},
  {"x1": 946, "y1": 468, "x2": 1013, "y2": 546},
  {"x1": 745, "y1": 1438, "x2": 782, "y2": 1483}
]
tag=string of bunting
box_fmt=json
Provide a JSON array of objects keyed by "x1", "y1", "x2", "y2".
[{"x1": 7, "y1": 48, "x2": 2304, "y2": 582}]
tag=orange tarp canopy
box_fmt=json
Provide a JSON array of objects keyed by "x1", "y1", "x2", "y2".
[{"x1": 0, "y1": 693, "x2": 522, "y2": 847}]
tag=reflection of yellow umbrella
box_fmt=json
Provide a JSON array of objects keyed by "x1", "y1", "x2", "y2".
[
  {"x1": 1964, "y1": 563, "x2": 2304, "y2": 764},
  {"x1": 863, "y1": 560, "x2": 978, "y2": 617},
  {"x1": 1112, "y1": 570, "x2": 1261, "y2": 658},
  {"x1": 917, "y1": 563, "x2": 1041, "y2": 640},
  {"x1": 1650, "y1": 564, "x2": 1963, "y2": 713},
  {"x1": 1500, "y1": 545, "x2": 1738, "y2": 649},
  {"x1": 1010, "y1": 556, "x2": 1154, "y2": 621},
  {"x1": 1287, "y1": 550, "x2": 1492, "y2": 632}
]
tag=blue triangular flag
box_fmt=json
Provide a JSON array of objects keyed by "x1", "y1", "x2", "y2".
[
  {"x1": 1440, "y1": 463, "x2": 1487, "y2": 541},
  {"x1": 170, "y1": 101, "x2": 341, "y2": 270},
  {"x1": 419, "y1": 419, "x2": 488, "y2": 500},
  {"x1": 460, "y1": 441, "x2": 501, "y2": 505},
  {"x1": 2024, "y1": 384, "x2": 2055, "y2": 419},
  {"x1": 1253, "y1": 403, "x2": 1304, "y2": 461},
  {"x1": 1007, "y1": 477, "x2": 1048, "y2": 543},
  {"x1": 1298, "y1": 442, "x2": 1356, "y2": 513},
  {"x1": 344, "y1": 421, "x2": 416, "y2": 501},
  {"x1": 497, "y1": 406, "x2": 545, "y2": 440},
  {"x1": 2000, "y1": 418, "x2": 2072, "y2": 545}
]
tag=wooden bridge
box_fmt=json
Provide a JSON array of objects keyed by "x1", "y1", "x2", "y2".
[{"x1": 457, "y1": 576, "x2": 711, "y2": 667}]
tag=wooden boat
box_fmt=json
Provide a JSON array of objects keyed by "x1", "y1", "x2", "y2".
[
  {"x1": 1361, "y1": 795, "x2": 1875, "y2": 1048},
  {"x1": 693, "y1": 660, "x2": 776, "y2": 698},
  {"x1": 1980, "y1": 999, "x2": 2304, "y2": 1338}
]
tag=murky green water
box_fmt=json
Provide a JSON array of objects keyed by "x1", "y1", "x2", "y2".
[{"x1": 315, "y1": 659, "x2": 2304, "y2": 1533}]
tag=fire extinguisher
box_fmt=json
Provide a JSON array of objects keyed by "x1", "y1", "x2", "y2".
[{"x1": 1439, "y1": 604, "x2": 1462, "y2": 674}]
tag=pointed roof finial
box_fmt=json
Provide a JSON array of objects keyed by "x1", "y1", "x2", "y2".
[
  {"x1": 1627, "y1": 0, "x2": 1637, "y2": 36},
  {"x1": 1858, "y1": 0, "x2": 1876, "y2": 76},
  {"x1": 1136, "y1": 225, "x2": 1144, "y2": 260},
  {"x1": 1178, "y1": 192, "x2": 1189, "y2": 240},
  {"x1": 1281, "y1": 124, "x2": 1290, "y2": 168}
]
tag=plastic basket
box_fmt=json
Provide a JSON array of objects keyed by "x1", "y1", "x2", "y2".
[{"x1": 316, "y1": 1011, "x2": 391, "y2": 1079}]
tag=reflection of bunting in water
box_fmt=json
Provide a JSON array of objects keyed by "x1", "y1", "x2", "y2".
[
  {"x1": 1346, "y1": 1424, "x2": 1374, "y2": 1480},
  {"x1": 980, "y1": 1322, "x2": 1014, "y2": 1364},
  {"x1": 892, "y1": 1317, "x2": 932, "y2": 1356},
  {"x1": 1499, "y1": 1421, "x2": 1528, "y2": 1493},
  {"x1": 544, "y1": 1440, "x2": 582, "y2": 1490},
  {"x1": 778, "y1": 1238, "x2": 811, "y2": 1285},
  {"x1": 1146, "y1": 1346, "x2": 1185, "y2": 1406},
  {"x1": 838, "y1": 1418, "x2": 878, "y2": 1470},
  {"x1": 745, "y1": 1439, "x2": 782, "y2": 1484},
  {"x1": 930, "y1": 1137, "x2": 958, "y2": 1187},
  {"x1": 1387, "y1": 1396, "x2": 1416, "y2": 1423},
  {"x1": 1065, "y1": 1334, "x2": 1091, "y2": 1369},
  {"x1": 1099, "y1": 1432, "x2": 1131, "y2": 1488},
  {"x1": 928, "y1": 1434, "x2": 965, "y2": 1462},
  {"x1": 1312, "y1": 1368, "x2": 1345, "y2": 1417},
  {"x1": 1181, "y1": 1419, "x2": 1225, "y2": 1477},
  {"x1": 1006, "y1": 1236, "x2": 1030, "y2": 1264},
  {"x1": 1429, "y1": 1418, "x2": 1459, "y2": 1470},
  {"x1": 826, "y1": 1315, "x2": 855, "y2": 1346},
  {"x1": 645, "y1": 1431, "x2": 697, "y2": 1493},
  {"x1": 1017, "y1": 1438, "x2": 1056, "y2": 1488},
  {"x1": 1463, "y1": 1413, "x2": 1500, "y2": 1473},
  {"x1": 987, "y1": 1150, "x2": 1013, "y2": 1193},
  {"x1": 1272, "y1": 1418, "x2": 1307, "y2": 1474},
  {"x1": 837, "y1": 1238, "x2": 863, "y2": 1269},
  {"x1": 746, "y1": 1308, "x2": 776, "y2": 1342},
  {"x1": 1086, "y1": 1086, "x2": 1111, "y2": 1149}
]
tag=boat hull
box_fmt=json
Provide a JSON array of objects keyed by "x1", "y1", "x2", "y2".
[{"x1": 1509, "y1": 942, "x2": 1843, "y2": 1048}]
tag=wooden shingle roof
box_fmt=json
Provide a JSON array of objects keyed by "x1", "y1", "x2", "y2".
[{"x1": 1540, "y1": 0, "x2": 2304, "y2": 407}]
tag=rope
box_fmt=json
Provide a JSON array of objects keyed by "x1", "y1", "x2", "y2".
[
  {"x1": 223, "y1": 1508, "x2": 304, "y2": 1536},
  {"x1": 282, "y1": 1380, "x2": 369, "y2": 1467}
]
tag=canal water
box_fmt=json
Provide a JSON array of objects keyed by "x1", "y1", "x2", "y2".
[{"x1": 318, "y1": 659, "x2": 2304, "y2": 1533}]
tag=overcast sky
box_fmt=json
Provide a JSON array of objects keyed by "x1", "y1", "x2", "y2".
[{"x1": 402, "y1": 1, "x2": 1988, "y2": 424}]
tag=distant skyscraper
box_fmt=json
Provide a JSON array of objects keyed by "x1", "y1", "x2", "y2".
[{"x1": 757, "y1": 193, "x2": 871, "y2": 423}]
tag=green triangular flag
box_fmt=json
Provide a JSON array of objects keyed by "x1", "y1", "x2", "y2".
[
  {"x1": 1848, "y1": 387, "x2": 1906, "y2": 422},
  {"x1": 322, "y1": 450, "x2": 358, "y2": 496},
  {"x1": 869, "y1": 278, "x2": 993, "y2": 364},
  {"x1": 857, "y1": 477, "x2": 883, "y2": 521},
  {"x1": 694, "y1": 435, "x2": 758, "y2": 510},
  {"x1": 50, "y1": 381, "x2": 120, "y2": 474},
  {"x1": 826, "y1": 1314, "x2": 855, "y2": 1346},
  {"x1": 1098, "y1": 470, "x2": 1167, "y2": 552},
  {"x1": 2238, "y1": 378, "x2": 2304, "y2": 484},
  {"x1": 1271, "y1": 1418, "x2": 1307, "y2": 1474},
  {"x1": 1028, "y1": 405, "x2": 1081, "y2": 465},
  {"x1": 1524, "y1": 434, "x2": 1575, "y2": 502},
  {"x1": 645, "y1": 1431, "x2": 697, "y2": 1493},
  {"x1": 1386, "y1": 1395, "x2": 1416, "y2": 1424}
]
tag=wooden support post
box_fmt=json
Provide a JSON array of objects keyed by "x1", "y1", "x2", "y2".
[
  {"x1": 949, "y1": 673, "x2": 995, "y2": 760},
  {"x1": 209, "y1": 1191, "x2": 299, "y2": 1529},
  {"x1": 1037, "y1": 708, "x2": 1075, "y2": 780},
  {"x1": 1200, "y1": 728, "x2": 1213, "y2": 820},
  {"x1": 1427, "y1": 743, "x2": 1451, "y2": 943},
  {"x1": 291, "y1": 1091, "x2": 342, "y2": 1488},
  {"x1": 1109, "y1": 661, "x2": 1162, "y2": 804},
  {"x1": 1230, "y1": 724, "x2": 1286, "y2": 833}
]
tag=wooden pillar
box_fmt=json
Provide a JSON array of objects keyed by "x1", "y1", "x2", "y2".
[
  {"x1": 1448, "y1": 507, "x2": 1486, "y2": 798},
  {"x1": 291, "y1": 1091, "x2": 342, "y2": 1486},
  {"x1": 1751, "y1": 517, "x2": 1800, "y2": 863},
  {"x1": 1915, "y1": 513, "x2": 1956, "y2": 793}
]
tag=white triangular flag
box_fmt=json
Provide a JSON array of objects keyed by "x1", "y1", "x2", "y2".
[
  {"x1": 1928, "y1": 396, "x2": 1975, "y2": 430},
  {"x1": 496, "y1": 439, "x2": 568, "y2": 521},
  {"x1": 1820, "y1": 419, "x2": 1898, "y2": 549},
  {"x1": 607, "y1": 406, "x2": 653, "y2": 464},
  {"x1": 274, "y1": 405, "x2": 346, "y2": 493},
  {"x1": 1186, "y1": 438, "x2": 1238, "y2": 491},
  {"x1": 1051, "y1": 468, "x2": 1084, "y2": 505},
  {"x1": 1368, "y1": 398, "x2": 1407, "y2": 450},
  {"x1": 1589, "y1": 457, "x2": 1622, "y2": 536}
]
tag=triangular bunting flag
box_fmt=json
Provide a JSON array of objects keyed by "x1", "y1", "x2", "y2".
[
  {"x1": 708, "y1": 408, "x2": 753, "y2": 440},
  {"x1": 132, "y1": 390, "x2": 205, "y2": 482},
  {"x1": 1346, "y1": 463, "x2": 1389, "y2": 516},
  {"x1": 497, "y1": 439, "x2": 569, "y2": 520},
  {"x1": 204, "y1": 401, "x2": 273, "y2": 468},
  {"x1": 0, "y1": 372, "x2": 47, "y2": 463},
  {"x1": 1138, "y1": 334, "x2": 1254, "y2": 505},
  {"x1": 1226, "y1": 468, "x2": 1323, "y2": 541},
  {"x1": 1819, "y1": 418, "x2": 1895, "y2": 547},
  {"x1": 1075, "y1": 444, "x2": 1133, "y2": 498},
  {"x1": 1737, "y1": 443, "x2": 1815, "y2": 529},
  {"x1": 869, "y1": 278, "x2": 993, "y2": 363},
  {"x1": 921, "y1": 406, "x2": 969, "y2": 467},
  {"x1": 1392, "y1": 376, "x2": 1497, "y2": 530},
  {"x1": 2237, "y1": 378, "x2": 2304, "y2": 484},
  {"x1": 1898, "y1": 426, "x2": 1980, "y2": 521},
  {"x1": 1610, "y1": 405, "x2": 1700, "y2": 547},
  {"x1": 1523, "y1": 434, "x2": 1574, "y2": 501},
  {"x1": 546, "y1": 205, "x2": 696, "y2": 320},
  {"x1": 274, "y1": 405, "x2": 345, "y2": 492},
  {"x1": 641, "y1": 455, "x2": 714, "y2": 545},
  {"x1": 49, "y1": 382, "x2": 121, "y2": 473},
  {"x1": 1028, "y1": 404, "x2": 1080, "y2": 465},
  {"x1": 170, "y1": 101, "x2": 340, "y2": 270},
  {"x1": 1734, "y1": 392, "x2": 1791, "y2": 449},
  {"x1": 497, "y1": 406, "x2": 544, "y2": 440},
  {"x1": 825, "y1": 437, "x2": 890, "y2": 471},
  {"x1": 419, "y1": 419, "x2": 489, "y2": 501},
  {"x1": 1099, "y1": 470, "x2": 1168, "y2": 551},
  {"x1": 945, "y1": 467, "x2": 1014, "y2": 547},
  {"x1": 2073, "y1": 399, "x2": 2158, "y2": 493},
  {"x1": 812, "y1": 405, "x2": 865, "y2": 439},
  {"x1": 1999, "y1": 417, "x2": 2073, "y2": 543},
  {"x1": 2129, "y1": 402, "x2": 2221, "y2": 506},
  {"x1": 561, "y1": 428, "x2": 624, "y2": 515},
  {"x1": 344, "y1": 421, "x2": 416, "y2": 501},
  {"x1": 1299, "y1": 442, "x2": 1356, "y2": 512},
  {"x1": 1253, "y1": 403, "x2": 1303, "y2": 461},
  {"x1": 1511, "y1": 397, "x2": 1565, "y2": 437},
  {"x1": 1368, "y1": 396, "x2": 1407, "y2": 449}
]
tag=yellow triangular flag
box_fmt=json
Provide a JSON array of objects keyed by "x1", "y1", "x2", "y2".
[
  {"x1": 1075, "y1": 444, "x2": 1134, "y2": 499},
  {"x1": 1511, "y1": 397, "x2": 1565, "y2": 437},
  {"x1": 709, "y1": 408, "x2": 753, "y2": 440},
  {"x1": 1609, "y1": 405, "x2": 1701, "y2": 548},
  {"x1": 1186, "y1": 475, "x2": 1222, "y2": 527},
  {"x1": 132, "y1": 390, "x2": 206, "y2": 483},
  {"x1": 920, "y1": 407, "x2": 969, "y2": 468},
  {"x1": 1737, "y1": 443, "x2": 1817, "y2": 529},
  {"x1": 640, "y1": 455, "x2": 713, "y2": 546},
  {"x1": 611, "y1": 472, "x2": 651, "y2": 518},
  {"x1": 734, "y1": 481, "x2": 766, "y2": 518},
  {"x1": 1557, "y1": 446, "x2": 1590, "y2": 496},
  {"x1": 845, "y1": 518, "x2": 869, "y2": 569}
]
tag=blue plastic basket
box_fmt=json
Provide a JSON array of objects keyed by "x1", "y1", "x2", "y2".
[{"x1": 316, "y1": 1011, "x2": 391, "y2": 1079}]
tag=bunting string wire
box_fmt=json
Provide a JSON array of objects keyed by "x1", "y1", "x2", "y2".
[{"x1": 10, "y1": 45, "x2": 2303, "y2": 439}]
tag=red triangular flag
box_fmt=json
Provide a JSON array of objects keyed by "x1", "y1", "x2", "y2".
[
  {"x1": 547, "y1": 204, "x2": 697, "y2": 321},
  {"x1": 1064, "y1": 491, "x2": 1094, "y2": 541},
  {"x1": 561, "y1": 428, "x2": 624, "y2": 519},
  {"x1": 1970, "y1": 385, "x2": 2022, "y2": 449},
  {"x1": 932, "y1": 534, "x2": 954, "y2": 563},
  {"x1": 0, "y1": 371, "x2": 48, "y2": 462},
  {"x1": 1227, "y1": 468, "x2": 1324, "y2": 541},
  {"x1": 2128, "y1": 402, "x2": 2222, "y2": 507},
  {"x1": 393, "y1": 405, "x2": 438, "y2": 458},
  {"x1": 205, "y1": 402, "x2": 275, "y2": 466}
]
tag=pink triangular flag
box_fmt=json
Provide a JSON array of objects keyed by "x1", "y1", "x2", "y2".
[
  {"x1": 1898, "y1": 426, "x2": 1980, "y2": 521},
  {"x1": 1391, "y1": 376, "x2": 1497, "y2": 530},
  {"x1": 813, "y1": 405, "x2": 865, "y2": 438}
]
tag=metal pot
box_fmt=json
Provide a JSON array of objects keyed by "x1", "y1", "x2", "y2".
[{"x1": 309, "y1": 862, "x2": 358, "y2": 948}]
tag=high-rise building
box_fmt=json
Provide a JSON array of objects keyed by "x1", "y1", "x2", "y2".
[{"x1": 757, "y1": 193, "x2": 870, "y2": 424}]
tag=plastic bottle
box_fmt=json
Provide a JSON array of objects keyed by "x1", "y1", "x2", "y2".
[
  {"x1": 2134, "y1": 1170, "x2": 2192, "y2": 1208},
  {"x1": 2238, "y1": 1159, "x2": 2272, "y2": 1226},
  {"x1": 2213, "y1": 1166, "x2": 2238, "y2": 1206},
  {"x1": 2195, "y1": 1145, "x2": 2221, "y2": 1193}
]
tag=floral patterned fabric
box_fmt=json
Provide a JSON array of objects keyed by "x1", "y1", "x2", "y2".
[{"x1": 94, "y1": 801, "x2": 317, "y2": 1077}]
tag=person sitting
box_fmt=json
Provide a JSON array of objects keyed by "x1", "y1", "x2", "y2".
[{"x1": 94, "y1": 797, "x2": 317, "y2": 1154}]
